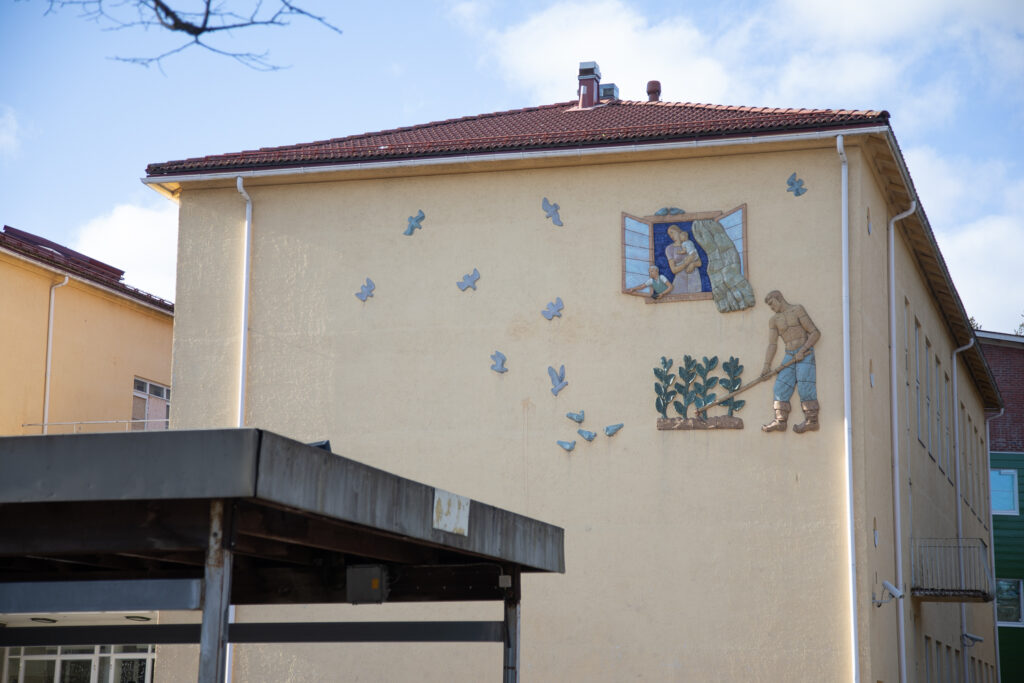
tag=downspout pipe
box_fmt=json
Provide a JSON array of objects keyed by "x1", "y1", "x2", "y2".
[
  {"x1": 888, "y1": 200, "x2": 916, "y2": 683},
  {"x1": 952, "y1": 337, "x2": 975, "y2": 683},
  {"x1": 986, "y1": 408, "x2": 1005, "y2": 683},
  {"x1": 837, "y1": 134, "x2": 860, "y2": 683},
  {"x1": 42, "y1": 275, "x2": 70, "y2": 434},
  {"x1": 236, "y1": 177, "x2": 252, "y2": 429}
]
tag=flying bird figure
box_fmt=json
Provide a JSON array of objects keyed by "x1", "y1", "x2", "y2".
[
  {"x1": 542, "y1": 297, "x2": 564, "y2": 320},
  {"x1": 490, "y1": 351, "x2": 508, "y2": 374},
  {"x1": 355, "y1": 278, "x2": 375, "y2": 301},
  {"x1": 548, "y1": 365, "x2": 568, "y2": 396},
  {"x1": 577, "y1": 429, "x2": 596, "y2": 442},
  {"x1": 604, "y1": 423, "x2": 624, "y2": 437},
  {"x1": 542, "y1": 198, "x2": 563, "y2": 226},
  {"x1": 786, "y1": 173, "x2": 807, "y2": 197},
  {"x1": 457, "y1": 268, "x2": 481, "y2": 291},
  {"x1": 566, "y1": 410, "x2": 584, "y2": 423},
  {"x1": 557, "y1": 440, "x2": 576, "y2": 452},
  {"x1": 404, "y1": 209, "x2": 426, "y2": 235}
]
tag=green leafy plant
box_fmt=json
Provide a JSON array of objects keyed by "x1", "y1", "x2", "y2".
[
  {"x1": 692, "y1": 356, "x2": 719, "y2": 420},
  {"x1": 653, "y1": 356, "x2": 677, "y2": 418},
  {"x1": 718, "y1": 356, "x2": 745, "y2": 417},
  {"x1": 672, "y1": 355, "x2": 698, "y2": 418},
  {"x1": 654, "y1": 354, "x2": 746, "y2": 421}
]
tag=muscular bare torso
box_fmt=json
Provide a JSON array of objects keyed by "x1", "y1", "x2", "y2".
[{"x1": 770, "y1": 305, "x2": 816, "y2": 352}]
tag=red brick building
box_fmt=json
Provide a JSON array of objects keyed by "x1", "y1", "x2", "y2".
[{"x1": 980, "y1": 331, "x2": 1024, "y2": 452}]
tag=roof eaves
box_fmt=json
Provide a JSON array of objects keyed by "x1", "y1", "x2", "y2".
[
  {"x1": 878, "y1": 130, "x2": 1001, "y2": 411},
  {"x1": 146, "y1": 114, "x2": 889, "y2": 177}
]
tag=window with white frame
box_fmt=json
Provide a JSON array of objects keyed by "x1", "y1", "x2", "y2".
[
  {"x1": 1, "y1": 644, "x2": 155, "y2": 683},
  {"x1": 997, "y1": 578, "x2": 1024, "y2": 625},
  {"x1": 991, "y1": 469, "x2": 1019, "y2": 515},
  {"x1": 132, "y1": 379, "x2": 169, "y2": 431}
]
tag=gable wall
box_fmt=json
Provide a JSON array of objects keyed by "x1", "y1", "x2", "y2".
[{"x1": 167, "y1": 140, "x2": 881, "y2": 681}]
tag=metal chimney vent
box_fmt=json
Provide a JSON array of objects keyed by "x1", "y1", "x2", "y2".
[{"x1": 599, "y1": 83, "x2": 619, "y2": 100}]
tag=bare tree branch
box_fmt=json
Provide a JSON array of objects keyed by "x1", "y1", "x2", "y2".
[{"x1": 41, "y1": 0, "x2": 342, "y2": 70}]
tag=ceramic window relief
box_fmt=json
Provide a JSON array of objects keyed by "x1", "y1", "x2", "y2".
[{"x1": 622, "y1": 205, "x2": 753, "y2": 312}]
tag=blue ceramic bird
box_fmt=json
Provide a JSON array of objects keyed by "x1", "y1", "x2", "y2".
[
  {"x1": 490, "y1": 351, "x2": 508, "y2": 373},
  {"x1": 355, "y1": 278, "x2": 375, "y2": 301},
  {"x1": 542, "y1": 198, "x2": 563, "y2": 226},
  {"x1": 557, "y1": 440, "x2": 576, "y2": 452},
  {"x1": 542, "y1": 297, "x2": 564, "y2": 320},
  {"x1": 566, "y1": 410, "x2": 584, "y2": 423},
  {"x1": 604, "y1": 423, "x2": 624, "y2": 437},
  {"x1": 578, "y1": 429, "x2": 596, "y2": 442},
  {"x1": 548, "y1": 365, "x2": 568, "y2": 396},
  {"x1": 457, "y1": 268, "x2": 481, "y2": 291},
  {"x1": 404, "y1": 209, "x2": 425, "y2": 235},
  {"x1": 786, "y1": 173, "x2": 807, "y2": 197}
]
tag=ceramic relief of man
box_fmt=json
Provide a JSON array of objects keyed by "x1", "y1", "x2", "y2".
[{"x1": 760, "y1": 290, "x2": 820, "y2": 433}]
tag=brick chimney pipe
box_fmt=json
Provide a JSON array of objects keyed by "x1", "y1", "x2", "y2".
[
  {"x1": 647, "y1": 80, "x2": 661, "y2": 102},
  {"x1": 578, "y1": 61, "x2": 601, "y2": 108}
]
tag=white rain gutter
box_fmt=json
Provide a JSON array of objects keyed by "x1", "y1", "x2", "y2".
[
  {"x1": 986, "y1": 407, "x2": 1005, "y2": 683},
  {"x1": 42, "y1": 275, "x2": 69, "y2": 435},
  {"x1": 951, "y1": 336, "x2": 975, "y2": 683},
  {"x1": 888, "y1": 200, "x2": 916, "y2": 683},
  {"x1": 142, "y1": 126, "x2": 891, "y2": 197},
  {"x1": 236, "y1": 177, "x2": 252, "y2": 428},
  {"x1": 837, "y1": 134, "x2": 860, "y2": 683}
]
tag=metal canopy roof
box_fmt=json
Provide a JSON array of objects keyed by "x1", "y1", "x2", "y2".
[{"x1": 0, "y1": 429, "x2": 564, "y2": 682}]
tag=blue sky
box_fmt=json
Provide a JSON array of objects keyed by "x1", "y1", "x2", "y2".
[{"x1": 1, "y1": 0, "x2": 1022, "y2": 331}]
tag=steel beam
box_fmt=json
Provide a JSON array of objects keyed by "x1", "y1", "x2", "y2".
[
  {"x1": 0, "y1": 621, "x2": 505, "y2": 647},
  {"x1": 0, "y1": 578, "x2": 201, "y2": 612},
  {"x1": 503, "y1": 599, "x2": 521, "y2": 683},
  {"x1": 197, "y1": 501, "x2": 233, "y2": 683}
]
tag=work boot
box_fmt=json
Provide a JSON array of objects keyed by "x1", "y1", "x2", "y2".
[
  {"x1": 793, "y1": 400, "x2": 820, "y2": 433},
  {"x1": 761, "y1": 401, "x2": 790, "y2": 432}
]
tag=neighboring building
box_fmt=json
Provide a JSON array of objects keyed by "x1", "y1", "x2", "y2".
[
  {"x1": 142, "y1": 64, "x2": 1002, "y2": 682},
  {"x1": 0, "y1": 226, "x2": 172, "y2": 681},
  {"x1": 0, "y1": 226, "x2": 174, "y2": 437},
  {"x1": 980, "y1": 330, "x2": 1024, "y2": 680}
]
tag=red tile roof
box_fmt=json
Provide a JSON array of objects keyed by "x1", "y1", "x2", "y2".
[
  {"x1": 0, "y1": 226, "x2": 174, "y2": 312},
  {"x1": 146, "y1": 99, "x2": 889, "y2": 176}
]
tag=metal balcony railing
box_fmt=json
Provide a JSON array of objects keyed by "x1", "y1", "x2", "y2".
[
  {"x1": 21, "y1": 419, "x2": 169, "y2": 434},
  {"x1": 911, "y1": 537, "x2": 993, "y2": 602}
]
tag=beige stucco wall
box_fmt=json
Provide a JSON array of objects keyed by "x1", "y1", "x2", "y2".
[
  {"x1": 846, "y1": 151, "x2": 997, "y2": 682},
  {"x1": 164, "y1": 136, "x2": 995, "y2": 681},
  {"x1": 0, "y1": 249, "x2": 173, "y2": 436}
]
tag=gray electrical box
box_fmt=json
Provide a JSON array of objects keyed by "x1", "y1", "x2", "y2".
[{"x1": 346, "y1": 564, "x2": 389, "y2": 604}]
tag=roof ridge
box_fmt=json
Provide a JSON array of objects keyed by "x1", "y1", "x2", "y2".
[
  {"x1": 254, "y1": 100, "x2": 579, "y2": 154},
  {"x1": 147, "y1": 99, "x2": 890, "y2": 176}
]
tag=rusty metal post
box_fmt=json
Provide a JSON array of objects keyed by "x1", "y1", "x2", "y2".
[
  {"x1": 502, "y1": 569, "x2": 521, "y2": 683},
  {"x1": 198, "y1": 500, "x2": 233, "y2": 683}
]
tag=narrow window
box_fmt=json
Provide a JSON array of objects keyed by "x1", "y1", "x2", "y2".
[
  {"x1": 925, "y1": 339, "x2": 933, "y2": 456},
  {"x1": 934, "y1": 357, "x2": 943, "y2": 470},
  {"x1": 921, "y1": 323, "x2": 929, "y2": 446},
  {"x1": 944, "y1": 374, "x2": 952, "y2": 478},
  {"x1": 924, "y1": 635, "x2": 933, "y2": 683},
  {"x1": 997, "y1": 578, "x2": 1024, "y2": 623},
  {"x1": 132, "y1": 378, "x2": 170, "y2": 431}
]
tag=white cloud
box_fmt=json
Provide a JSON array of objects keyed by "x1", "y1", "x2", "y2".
[
  {"x1": 476, "y1": 1, "x2": 732, "y2": 103},
  {"x1": 908, "y1": 145, "x2": 1024, "y2": 332},
  {"x1": 461, "y1": 0, "x2": 1024, "y2": 120},
  {"x1": 0, "y1": 106, "x2": 18, "y2": 158},
  {"x1": 72, "y1": 202, "x2": 179, "y2": 303},
  {"x1": 933, "y1": 214, "x2": 1024, "y2": 334},
  {"x1": 904, "y1": 146, "x2": 1011, "y2": 220}
]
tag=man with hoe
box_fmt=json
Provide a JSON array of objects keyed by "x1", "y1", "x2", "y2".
[{"x1": 760, "y1": 290, "x2": 820, "y2": 433}]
